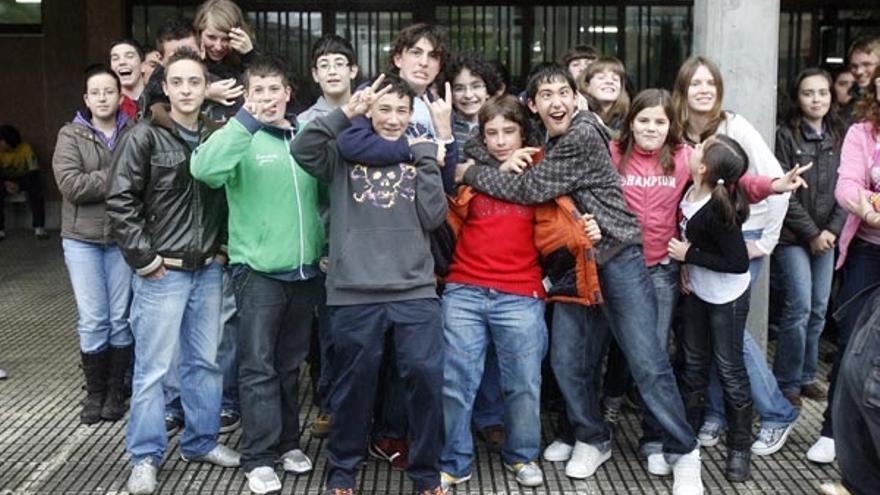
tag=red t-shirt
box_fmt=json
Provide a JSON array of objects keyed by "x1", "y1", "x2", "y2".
[
  {"x1": 446, "y1": 193, "x2": 545, "y2": 298},
  {"x1": 120, "y1": 95, "x2": 138, "y2": 120}
]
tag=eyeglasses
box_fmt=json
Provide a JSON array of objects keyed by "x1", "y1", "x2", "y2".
[
  {"x1": 316, "y1": 60, "x2": 350, "y2": 72},
  {"x1": 452, "y1": 82, "x2": 486, "y2": 95}
]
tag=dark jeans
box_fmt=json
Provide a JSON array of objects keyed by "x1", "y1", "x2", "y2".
[
  {"x1": 233, "y1": 267, "x2": 317, "y2": 471},
  {"x1": 551, "y1": 245, "x2": 696, "y2": 455},
  {"x1": 823, "y1": 240, "x2": 880, "y2": 437},
  {"x1": 372, "y1": 341, "x2": 409, "y2": 440},
  {"x1": 0, "y1": 170, "x2": 45, "y2": 229},
  {"x1": 679, "y1": 288, "x2": 752, "y2": 449},
  {"x1": 603, "y1": 341, "x2": 632, "y2": 399},
  {"x1": 834, "y1": 287, "x2": 880, "y2": 495},
  {"x1": 326, "y1": 299, "x2": 444, "y2": 492}
]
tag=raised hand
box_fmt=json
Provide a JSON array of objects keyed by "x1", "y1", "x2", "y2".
[
  {"x1": 771, "y1": 161, "x2": 813, "y2": 193},
  {"x1": 243, "y1": 96, "x2": 269, "y2": 123},
  {"x1": 207, "y1": 78, "x2": 244, "y2": 106},
  {"x1": 422, "y1": 82, "x2": 453, "y2": 140},
  {"x1": 228, "y1": 27, "x2": 254, "y2": 55},
  {"x1": 342, "y1": 74, "x2": 393, "y2": 119}
]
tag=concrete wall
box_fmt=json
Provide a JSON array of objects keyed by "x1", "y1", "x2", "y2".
[
  {"x1": 0, "y1": 0, "x2": 125, "y2": 230},
  {"x1": 692, "y1": 0, "x2": 781, "y2": 350}
]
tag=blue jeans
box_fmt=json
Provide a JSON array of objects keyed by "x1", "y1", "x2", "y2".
[
  {"x1": 705, "y1": 231, "x2": 798, "y2": 429},
  {"x1": 552, "y1": 245, "x2": 696, "y2": 455},
  {"x1": 472, "y1": 344, "x2": 504, "y2": 431},
  {"x1": 640, "y1": 262, "x2": 681, "y2": 454},
  {"x1": 440, "y1": 284, "x2": 547, "y2": 478},
  {"x1": 772, "y1": 245, "x2": 834, "y2": 393},
  {"x1": 62, "y1": 238, "x2": 133, "y2": 353},
  {"x1": 218, "y1": 270, "x2": 239, "y2": 414},
  {"x1": 127, "y1": 263, "x2": 223, "y2": 465},
  {"x1": 233, "y1": 267, "x2": 317, "y2": 471},
  {"x1": 326, "y1": 300, "x2": 443, "y2": 492}
]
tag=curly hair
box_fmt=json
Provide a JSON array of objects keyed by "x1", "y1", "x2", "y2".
[
  {"x1": 855, "y1": 65, "x2": 880, "y2": 136},
  {"x1": 441, "y1": 50, "x2": 503, "y2": 98}
]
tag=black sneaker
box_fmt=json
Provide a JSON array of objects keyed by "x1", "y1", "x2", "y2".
[
  {"x1": 165, "y1": 415, "x2": 183, "y2": 437},
  {"x1": 219, "y1": 411, "x2": 241, "y2": 434}
]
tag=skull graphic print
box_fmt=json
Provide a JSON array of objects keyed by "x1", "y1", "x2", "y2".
[{"x1": 351, "y1": 163, "x2": 417, "y2": 208}]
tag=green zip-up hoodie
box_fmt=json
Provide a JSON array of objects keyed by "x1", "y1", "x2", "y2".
[{"x1": 191, "y1": 108, "x2": 324, "y2": 274}]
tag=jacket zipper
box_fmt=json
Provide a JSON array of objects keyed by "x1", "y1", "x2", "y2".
[{"x1": 286, "y1": 136, "x2": 306, "y2": 278}]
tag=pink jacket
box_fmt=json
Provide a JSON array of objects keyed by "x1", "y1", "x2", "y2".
[
  {"x1": 611, "y1": 141, "x2": 775, "y2": 266},
  {"x1": 834, "y1": 122, "x2": 880, "y2": 269}
]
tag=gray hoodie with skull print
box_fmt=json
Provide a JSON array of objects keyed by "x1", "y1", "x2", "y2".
[{"x1": 291, "y1": 107, "x2": 448, "y2": 306}]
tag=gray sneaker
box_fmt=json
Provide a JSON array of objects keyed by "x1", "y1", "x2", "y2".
[
  {"x1": 751, "y1": 422, "x2": 795, "y2": 456},
  {"x1": 280, "y1": 448, "x2": 313, "y2": 474},
  {"x1": 505, "y1": 461, "x2": 544, "y2": 487},
  {"x1": 697, "y1": 421, "x2": 722, "y2": 447},
  {"x1": 180, "y1": 444, "x2": 241, "y2": 467},
  {"x1": 127, "y1": 458, "x2": 158, "y2": 495}
]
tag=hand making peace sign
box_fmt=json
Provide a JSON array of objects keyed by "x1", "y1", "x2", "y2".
[{"x1": 341, "y1": 74, "x2": 394, "y2": 119}]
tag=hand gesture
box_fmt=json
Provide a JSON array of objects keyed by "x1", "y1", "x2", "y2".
[
  {"x1": 746, "y1": 240, "x2": 765, "y2": 260},
  {"x1": 228, "y1": 27, "x2": 254, "y2": 55},
  {"x1": 342, "y1": 74, "x2": 392, "y2": 119},
  {"x1": 207, "y1": 78, "x2": 244, "y2": 106},
  {"x1": 499, "y1": 147, "x2": 541, "y2": 174},
  {"x1": 243, "y1": 96, "x2": 269, "y2": 122},
  {"x1": 422, "y1": 82, "x2": 453, "y2": 140},
  {"x1": 582, "y1": 213, "x2": 602, "y2": 243},
  {"x1": 771, "y1": 162, "x2": 813, "y2": 193},
  {"x1": 667, "y1": 238, "x2": 690, "y2": 262}
]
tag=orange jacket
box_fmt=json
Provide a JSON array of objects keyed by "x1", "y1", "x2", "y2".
[{"x1": 446, "y1": 187, "x2": 603, "y2": 306}]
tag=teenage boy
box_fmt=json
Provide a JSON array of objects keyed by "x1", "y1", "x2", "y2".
[
  {"x1": 560, "y1": 44, "x2": 599, "y2": 82},
  {"x1": 446, "y1": 51, "x2": 504, "y2": 160},
  {"x1": 841, "y1": 36, "x2": 880, "y2": 123},
  {"x1": 297, "y1": 33, "x2": 359, "y2": 440},
  {"x1": 298, "y1": 34, "x2": 359, "y2": 126},
  {"x1": 110, "y1": 39, "x2": 146, "y2": 120},
  {"x1": 457, "y1": 63, "x2": 704, "y2": 495},
  {"x1": 107, "y1": 48, "x2": 240, "y2": 495},
  {"x1": 291, "y1": 74, "x2": 448, "y2": 495},
  {"x1": 191, "y1": 55, "x2": 322, "y2": 495}
]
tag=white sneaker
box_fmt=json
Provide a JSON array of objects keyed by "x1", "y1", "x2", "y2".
[
  {"x1": 505, "y1": 461, "x2": 544, "y2": 487},
  {"x1": 127, "y1": 458, "x2": 158, "y2": 495},
  {"x1": 806, "y1": 436, "x2": 836, "y2": 464},
  {"x1": 246, "y1": 466, "x2": 281, "y2": 494},
  {"x1": 564, "y1": 441, "x2": 611, "y2": 479},
  {"x1": 543, "y1": 439, "x2": 573, "y2": 462},
  {"x1": 672, "y1": 448, "x2": 704, "y2": 495},
  {"x1": 280, "y1": 448, "x2": 312, "y2": 474},
  {"x1": 751, "y1": 422, "x2": 796, "y2": 456},
  {"x1": 647, "y1": 453, "x2": 672, "y2": 476}
]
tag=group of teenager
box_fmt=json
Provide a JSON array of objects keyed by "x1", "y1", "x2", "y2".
[{"x1": 49, "y1": 0, "x2": 880, "y2": 492}]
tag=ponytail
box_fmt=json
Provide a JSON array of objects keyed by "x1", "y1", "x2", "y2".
[{"x1": 703, "y1": 135, "x2": 750, "y2": 227}]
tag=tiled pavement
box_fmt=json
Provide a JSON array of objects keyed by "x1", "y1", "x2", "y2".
[{"x1": 0, "y1": 231, "x2": 841, "y2": 494}]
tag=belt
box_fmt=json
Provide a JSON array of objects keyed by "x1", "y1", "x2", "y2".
[{"x1": 162, "y1": 255, "x2": 214, "y2": 270}]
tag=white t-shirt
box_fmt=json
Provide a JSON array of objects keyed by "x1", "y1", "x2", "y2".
[{"x1": 680, "y1": 186, "x2": 750, "y2": 305}]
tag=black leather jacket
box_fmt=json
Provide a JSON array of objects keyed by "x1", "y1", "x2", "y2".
[
  {"x1": 107, "y1": 104, "x2": 226, "y2": 275},
  {"x1": 775, "y1": 122, "x2": 848, "y2": 246}
]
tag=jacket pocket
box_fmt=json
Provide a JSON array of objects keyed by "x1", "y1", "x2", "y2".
[
  {"x1": 865, "y1": 357, "x2": 880, "y2": 410},
  {"x1": 332, "y1": 228, "x2": 431, "y2": 291},
  {"x1": 150, "y1": 151, "x2": 188, "y2": 190}
]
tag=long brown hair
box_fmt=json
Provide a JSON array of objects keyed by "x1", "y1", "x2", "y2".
[
  {"x1": 616, "y1": 89, "x2": 681, "y2": 175},
  {"x1": 578, "y1": 56, "x2": 630, "y2": 129},
  {"x1": 855, "y1": 65, "x2": 880, "y2": 137},
  {"x1": 673, "y1": 56, "x2": 725, "y2": 143}
]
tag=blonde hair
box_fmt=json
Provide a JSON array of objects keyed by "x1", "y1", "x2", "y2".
[{"x1": 193, "y1": 0, "x2": 254, "y2": 43}]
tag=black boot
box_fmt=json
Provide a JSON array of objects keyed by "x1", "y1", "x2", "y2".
[
  {"x1": 102, "y1": 345, "x2": 133, "y2": 421},
  {"x1": 725, "y1": 401, "x2": 753, "y2": 482},
  {"x1": 80, "y1": 350, "x2": 109, "y2": 425}
]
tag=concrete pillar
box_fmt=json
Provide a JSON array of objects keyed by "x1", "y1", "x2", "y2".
[{"x1": 692, "y1": 0, "x2": 781, "y2": 351}]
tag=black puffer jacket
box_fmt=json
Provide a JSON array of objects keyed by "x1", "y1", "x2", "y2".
[
  {"x1": 775, "y1": 122, "x2": 848, "y2": 246},
  {"x1": 107, "y1": 103, "x2": 226, "y2": 275}
]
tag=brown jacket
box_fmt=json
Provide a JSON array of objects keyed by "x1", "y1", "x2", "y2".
[
  {"x1": 447, "y1": 186, "x2": 603, "y2": 306},
  {"x1": 52, "y1": 117, "x2": 133, "y2": 244}
]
